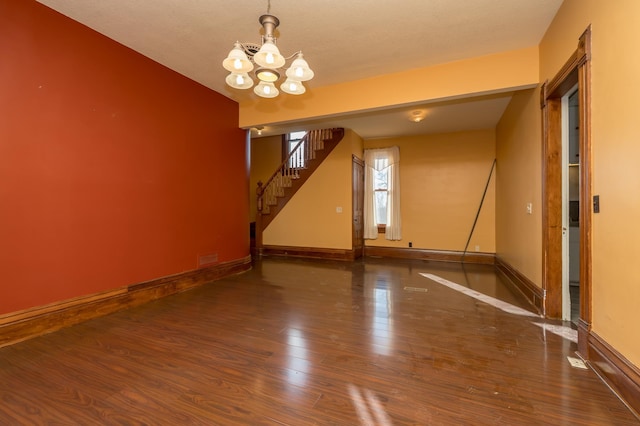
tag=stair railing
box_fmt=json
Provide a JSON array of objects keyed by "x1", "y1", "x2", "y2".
[{"x1": 257, "y1": 128, "x2": 332, "y2": 215}]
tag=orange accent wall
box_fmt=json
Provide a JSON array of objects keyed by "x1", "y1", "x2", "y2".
[{"x1": 0, "y1": 1, "x2": 248, "y2": 314}]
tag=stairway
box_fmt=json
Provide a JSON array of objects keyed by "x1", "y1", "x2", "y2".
[{"x1": 255, "y1": 128, "x2": 345, "y2": 251}]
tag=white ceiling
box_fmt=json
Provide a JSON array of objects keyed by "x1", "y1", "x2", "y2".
[{"x1": 35, "y1": 0, "x2": 563, "y2": 139}]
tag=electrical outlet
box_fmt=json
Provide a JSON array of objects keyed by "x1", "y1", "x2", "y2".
[{"x1": 526, "y1": 202, "x2": 533, "y2": 214}]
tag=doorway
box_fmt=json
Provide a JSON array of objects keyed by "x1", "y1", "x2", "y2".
[
  {"x1": 563, "y1": 88, "x2": 580, "y2": 323},
  {"x1": 541, "y1": 26, "x2": 592, "y2": 355}
]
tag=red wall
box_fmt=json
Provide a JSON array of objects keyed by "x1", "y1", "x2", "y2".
[{"x1": 0, "y1": 1, "x2": 249, "y2": 314}]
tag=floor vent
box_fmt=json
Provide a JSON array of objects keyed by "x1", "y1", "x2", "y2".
[{"x1": 403, "y1": 286, "x2": 428, "y2": 292}]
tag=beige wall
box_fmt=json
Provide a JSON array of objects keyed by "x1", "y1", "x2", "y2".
[
  {"x1": 365, "y1": 130, "x2": 496, "y2": 253},
  {"x1": 263, "y1": 129, "x2": 363, "y2": 249},
  {"x1": 249, "y1": 135, "x2": 282, "y2": 222},
  {"x1": 495, "y1": 89, "x2": 542, "y2": 285}
]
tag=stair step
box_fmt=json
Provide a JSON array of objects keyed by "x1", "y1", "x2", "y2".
[{"x1": 256, "y1": 128, "x2": 345, "y2": 232}]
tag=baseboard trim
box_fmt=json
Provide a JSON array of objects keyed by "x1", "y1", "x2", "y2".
[
  {"x1": 495, "y1": 256, "x2": 545, "y2": 315},
  {"x1": 588, "y1": 332, "x2": 640, "y2": 419},
  {"x1": 259, "y1": 245, "x2": 356, "y2": 261},
  {"x1": 0, "y1": 255, "x2": 252, "y2": 348},
  {"x1": 364, "y1": 246, "x2": 496, "y2": 265}
]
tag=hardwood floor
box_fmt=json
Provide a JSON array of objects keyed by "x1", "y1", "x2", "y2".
[{"x1": 0, "y1": 257, "x2": 637, "y2": 425}]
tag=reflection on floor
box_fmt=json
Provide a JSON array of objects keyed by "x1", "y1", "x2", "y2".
[{"x1": 0, "y1": 256, "x2": 636, "y2": 425}]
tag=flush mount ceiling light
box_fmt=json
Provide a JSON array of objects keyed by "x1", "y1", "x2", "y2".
[
  {"x1": 222, "y1": 0, "x2": 314, "y2": 98},
  {"x1": 410, "y1": 110, "x2": 427, "y2": 123}
]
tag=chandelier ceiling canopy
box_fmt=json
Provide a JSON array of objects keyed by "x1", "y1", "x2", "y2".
[{"x1": 222, "y1": 1, "x2": 314, "y2": 99}]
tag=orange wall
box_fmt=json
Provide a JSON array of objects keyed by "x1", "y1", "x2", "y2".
[
  {"x1": 260, "y1": 129, "x2": 495, "y2": 253},
  {"x1": 496, "y1": 0, "x2": 640, "y2": 367},
  {"x1": 263, "y1": 130, "x2": 363, "y2": 249},
  {"x1": 249, "y1": 135, "x2": 282, "y2": 222},
  {"x1": 540, "y1": 0, "x2": 640, "y2": 367},
  {"x1": 239, "y1": 47, "x2": 539, "y2": 129},
  {"x1": 365, "y1": 130, "x2": 496, "y2": 253},
  {"x1": 495, "y1": 89, "x2": 542, "y2": 285},
  {"x1": 0, "y1": 1, "x2": 248, "y2": 314}
]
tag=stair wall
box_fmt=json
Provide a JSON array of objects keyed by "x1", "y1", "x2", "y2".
[{"x1": 263, "y1": 129, "x2": 364, "y2": 249}]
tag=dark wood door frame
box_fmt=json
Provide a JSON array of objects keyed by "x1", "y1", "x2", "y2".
[
  {"x1": 541, "y1": 26, "x2": 592, "y2": 355},
  {"x1": 352, "y1": 155, "x2": 365, "y2": 259}
]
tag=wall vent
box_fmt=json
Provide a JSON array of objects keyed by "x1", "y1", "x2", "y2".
[{"x1": 198, "y1": 253, "x2": 218, "y2": 267}]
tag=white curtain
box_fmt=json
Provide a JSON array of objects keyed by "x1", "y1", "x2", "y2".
[{"x1": 363, "y1": 146, "x2": 401, "y2": 240}]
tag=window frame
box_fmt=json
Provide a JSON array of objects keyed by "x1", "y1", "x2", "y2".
[
  {"x1": 282, "y1": 131, "x2": 307, "y2": 169},
  {"x1": 364, "y1": 146, "x2": 401, "y2": 241}
]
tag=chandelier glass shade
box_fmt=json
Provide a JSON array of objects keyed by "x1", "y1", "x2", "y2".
[{"x1": 222, "y1": 10, "x2": 313, "y2": 98}]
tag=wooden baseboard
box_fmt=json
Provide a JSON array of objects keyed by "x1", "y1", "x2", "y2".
[
  {"x1": 577, "y1": 318, "x2": 590, "y2": 358},
  {"x1": 364, "y1": 246, "x2": 496, "y2": 265},
  {"x1": 495, "y1": 256, "x2": 545, "y2": 315},
  {"x1": 258, "y1": 245, "x2": 356, "y2": 261},
  {"x1": 587, "y1": 332, "x2": 640, "y2": 419},
  {"x1": 0, "y1": 255, "x2": 252, "y2": 348}
]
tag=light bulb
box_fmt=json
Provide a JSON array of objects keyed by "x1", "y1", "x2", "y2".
[
  {"x1": 285, "y1": 54, "x2": 314, "y2": 82},
  {"x1": 280, "y1": 78, "x2": 305, "y2": 95},
  {"x1": 226, "y1": 72, "x2": 253, "y2": 89},
  {"x1": 266, "y1": 52, "x2": 274, "y2": 65},
  {"x1": 233, "y1": 58, "x2": 242, "y2": 70},
  {"x1": 264, "y1": 85, "x2": 271, "y2": 95}
]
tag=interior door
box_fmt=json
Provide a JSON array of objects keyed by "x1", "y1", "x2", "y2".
[{"x1": 352, "y1": 155, "x2": 365, "y2": 258}]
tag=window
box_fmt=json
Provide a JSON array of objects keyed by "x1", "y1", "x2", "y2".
[
  {"x1": 364, "y1": 147, "x2": 401, "y2": 240},
  {"x1": 373, "y1": 158, "x2": 389, "y2": 226},
  {"x1": 285, "y1": 131, "x2": 307, "y2": 169}
]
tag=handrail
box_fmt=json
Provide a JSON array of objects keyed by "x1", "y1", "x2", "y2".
[
  {"x1": 257, "y1": 128, "x2": 337, "y2": 214},
  {"x1": 260, "y1": 134, "x2": 307, "y2": 193}
]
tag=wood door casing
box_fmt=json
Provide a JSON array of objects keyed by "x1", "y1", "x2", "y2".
[
  {"x1": 352, "y1": 155, "x2": 364, "y2": 258},
  {"x1": 541, "y1": 26, "x2": 592, "y2": 356}
]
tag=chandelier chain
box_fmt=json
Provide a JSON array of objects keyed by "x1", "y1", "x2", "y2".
[{"x1": 267, "y1": 0, "x2": 271, "y2": 14}]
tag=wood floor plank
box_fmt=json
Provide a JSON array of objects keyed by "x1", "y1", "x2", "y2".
[{"x1": 0, "y1": 257, "x2": 637, "y2": 425}]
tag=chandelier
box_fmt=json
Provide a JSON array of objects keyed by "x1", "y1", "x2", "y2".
[{"x1": 222, "y1": 1, "x2": 314, "y2": 98}]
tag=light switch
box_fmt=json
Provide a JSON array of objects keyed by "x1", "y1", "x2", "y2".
[
  {"x1": 526, "y1": 203, "x2": 533, "y2": 214},
  {"x1": 336, "y1": 206, "x2": 343, "y2": 213}
]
